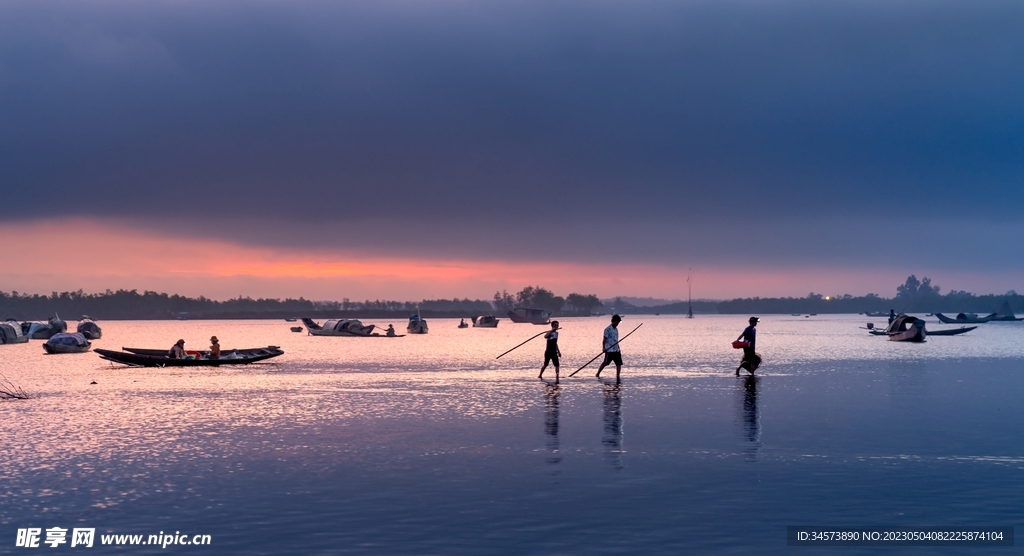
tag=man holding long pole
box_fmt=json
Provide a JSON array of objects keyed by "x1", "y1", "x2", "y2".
[
  {"x1": 539, "y1": 321, "x2": 561, "y2": 381},
  {"x1": 596, "y1": 314, "x2": 624, "y2": 382}
]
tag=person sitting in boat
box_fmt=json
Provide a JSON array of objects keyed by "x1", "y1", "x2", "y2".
[
  {"x1": 168, "y1": 339, "x2": 186, "y2": 359},
  {"x1": 386, "y1": 324, "x2": 396, "y2": 337},
  {"x1": 210, "y1": 336, "x2": 221, "y2": 359}
]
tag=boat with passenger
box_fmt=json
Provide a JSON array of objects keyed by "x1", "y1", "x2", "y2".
[
  {"x1": 97, "y1": 346, "x2": 284, "y2": 367},
  {"x1": 407, "y1": 313, "x2": 428, "y2": 334},
  {"x1": 884, "y1": 314, "x2": 926, "y2": 342}
]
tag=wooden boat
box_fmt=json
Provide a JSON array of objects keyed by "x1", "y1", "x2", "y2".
[
  {"x1": 926, "y1": 326, "x2": 977, "y2": 336},
  {"x1": 43, "y1": 333, "x2": 91, "y2": 354},
  {"x1": 471, "y1": 315, "x2": 499, "y2": 328},
  {"x1": 290, "y1": 326, "x2": 303, "y2": 332},
  {"x1": 885, "y1": 314, "x2": 926, "y2": 342},
  {"x1": 507, "y1": 307, "x2": 552, "y2": 324},
  {"x1": 96, "y1": 346, "x2": 284, "y2": 367},
  {"x1": 457, "y1": 319, "x2": 469, "y2": 329},
  {"x1": 302, "y1": 318, "x2": 376, "y2": 336},
  {"x1": 122, "y1": 346, "x2": 281, "y2": 356},
  {"x1": 935, "y1": 312, "x2": 995, "y2": 324},
  {"x1": 77, "y1": 316, "x2": 102, "y2": 339},
  {"x1": 0, "y1": 320, "x2": 29, "y2": 344}
]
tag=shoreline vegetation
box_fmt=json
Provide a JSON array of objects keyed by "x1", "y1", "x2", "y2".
[{"x1": 1, "y1": 277, "x2": 1020, "y2": 321}]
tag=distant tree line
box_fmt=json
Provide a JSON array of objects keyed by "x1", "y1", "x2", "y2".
[{"x1": 1, "y1": 276, "x2": 1019, "y2": 320}]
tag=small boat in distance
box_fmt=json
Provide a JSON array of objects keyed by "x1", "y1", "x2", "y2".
[
  {"x1": 471, "y1": 315, "x2": 499, "y2": 328},
  {"x1": 458, "y1": 318, "x2": 469, "y2": 328},
  {"x1": 407, "y1": 313, "x2": 428, "y2": 334},
  {"x1": 507, "y1": 307, "x2": 552, "y2": 325},
  {"x1": 992, "y1": 301, "x2": 1024, "y2": 321},
  {"x1": 285, "y1": 317, "x2": 298, "y2": 322},
  {"x1": 302, "y1": 318, "x2": 377, "y2": 336},
  {"x1": 43, "y1": 333, "x2": 91, "y2": 354},
  {"x1": 926, "y1": 326, "x2": 977, "y2": 336},
  {"x1": 885, "y1": 314, "x2": 926, "y2": 342},
  {"x1": 290, "y1": 326, "x2": 303, "y2": 333},
  {"x1": 935, "y1": 312, "x2": 996, "y2": 324},
  {"x1": 21, "y1": 315, "x2": 68, "y2": 339},
  {"x1": 77, "y1": 316, "x2": 102, "y2": 339}
]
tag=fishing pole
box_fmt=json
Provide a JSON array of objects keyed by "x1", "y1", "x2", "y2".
[
  {"x1": 495, "y1": 327, "x2": 561, "y2": 359},
  {"x1": 568, "y1": 323, "x2": 643, "y2": 377}
]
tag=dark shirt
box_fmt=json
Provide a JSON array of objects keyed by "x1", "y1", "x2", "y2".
[
  {"x1": 741, "y1": 326, "x2": 756, "y2": 351},
  {"x1": 545, "y1": 331, "x2": 559, "y2": 355}
]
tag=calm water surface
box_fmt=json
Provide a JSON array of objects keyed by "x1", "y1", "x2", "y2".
[{"x1": 2, "y1": 315, "x2": 1022, "y2": 554}]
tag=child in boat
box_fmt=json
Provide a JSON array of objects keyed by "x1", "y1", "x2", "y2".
[{"x1": 210, "y1": 336, "x2": 221, "y2": 359}]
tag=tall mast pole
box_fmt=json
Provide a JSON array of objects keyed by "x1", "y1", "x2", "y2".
[{"x1": 686, "y1": 269, "x2": 694, "y2": 318}]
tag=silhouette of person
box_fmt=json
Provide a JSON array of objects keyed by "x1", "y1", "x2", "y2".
[
  {"x1": 539, "y1": 321, "x2": 561, "y2": 381},
  {"x1": 735, "y1": 317, "x2": 761, "y2": 375},
  {"x1": 596, "y1": 314, "x2": 624, "y2": 382}
]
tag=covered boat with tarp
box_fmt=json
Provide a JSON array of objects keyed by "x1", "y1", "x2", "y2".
[
  {"x1": 77, "y1": 316, "x2": 102, "y2": 339},
  {"x1": 407, "y1": 313, "x2": 428, "y2": 334},
  {"x1": 96, "y1": 346, "x2": 284, "y2": 367},
  {"x1": 43, "y1": 332, "x2": 92, "y2": 354},
  {"x1": 885, "y1": 314, "x2": 926, "y2": 342},
  {"x1": 302, "y1": 318, "x2": 377, "y2": 336},
  {"x1": 471, "y1": 315, "x2": 499, "y2": 328},
  {"x1": 0, "y1": 320, "x2": 29, "y2": 344},
  {"x1": 22, "y1": 315, "x2": 68, "y2": 339}
]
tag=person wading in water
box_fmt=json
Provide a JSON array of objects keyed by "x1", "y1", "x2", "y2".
[
  {"x1": 596, "y1": 315, "x2": 624, "y2": 383},
  {"x1": 539, "y1": 321, "x2": 561, "y2": 382},
  {"x1": 736, "y1": 317, "x2": 761, "y2": 375}
]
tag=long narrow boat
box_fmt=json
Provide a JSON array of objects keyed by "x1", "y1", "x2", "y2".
[
  {"x1": 96, "y1": 346, "x2": 284, "y2": 367},
  {"x1": 926, "y1": 326, "x2": 977, "y2": 336},
  {"x1": 122, "y1": 346, "x2": 281, "y2": 357},
  {"x1": 935, "y1": 312, "x2": 995, "y2": 324}
]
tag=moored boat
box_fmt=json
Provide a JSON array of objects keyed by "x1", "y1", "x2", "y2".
[
  {"x1": 290, "y1": 326, "x2": 303, "y2": 332},
  {"x1": 926, "y1": 326, "x2": 977, "y2": 336},
  {"x1": 935, "y1": 312, "x2": 995, "y2": 324},
  {"x1": 992, "y1": 301, "x2": 1024, "y2": 322},
  {"x1": 43, "y1": 333, "x2": 91, "y2": 354},
  {"x1": 77, "y1": 316, "x2": 102, "y2": 339},
  {"x1": 507, "y1": 307, "x2": 552, "y2": 325},
  {"x1": 885, "y1": 314, "x2": 926, "y2": 342},
  {"x1": 21, "y1": 315, "x2": 68, "y2": 339},
  {"x1": 407, "y1": 313, "x2": 428, "y2": 334},
  {"x1": 96, "y1": 346, "x2": 284, "y2": 367},
  {"x1": 0, "y1": 320, "x2": 29, "y2": 344},
  {"x1": 471, "y1": 315, "x2": 499, "y2": 328},
  {"x1": 301, "y1": 318, "x2": 376, "y2": 336}
]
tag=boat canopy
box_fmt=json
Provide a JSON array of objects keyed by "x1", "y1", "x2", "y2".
[
  {"x1": 46, "y1": 333, "x2": 89, "y2": 347},
  {"x1": 0, "y1": 323, "x2": 20, "y2": 343}
]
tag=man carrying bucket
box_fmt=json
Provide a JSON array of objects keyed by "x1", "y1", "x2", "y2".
[{"x1": 735, "y1": 317, "x2": 761, "y2": 375}]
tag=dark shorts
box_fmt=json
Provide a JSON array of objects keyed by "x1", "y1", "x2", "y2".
[
  {"x1": 544, "y1": 352, "x2": 560, "y2": 367},
  {"x1": 602, "y1": 351, "x2": 623, "y2": 366},
  {"x1": 740, "y1": 349, "x2": 761, "y2": 371}
]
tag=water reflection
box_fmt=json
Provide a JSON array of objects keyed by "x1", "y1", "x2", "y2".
[
  {"x1": 602, "y1": 382, "x2": 624, "y2": 470},
  {"x1": 738, "y1": 375, "x2": 762, "y2": 461},
  {"x1": 543, "y1": 381, "x2": 561, "y2": 465}
]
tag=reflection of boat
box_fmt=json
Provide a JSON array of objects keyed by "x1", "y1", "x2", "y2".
[
  {"x1": 96, "y1": 346, "x2": 284, "y2": 367},
  {"x1": 43, "y1": 333, "x2": 91, "y2": 354},
  {"x1": 926, "y1": 326, "x2": 977, "y2": 336},
  {"x1": 77, "y1": 316, "x2": 102, "y2": 339},
  {"x1": 885, "y1": 314, "x2": 926, "y2": 342},
  {"x1": 935, "y1": 312, "x2": 995, "y2": 324},
  {"x1": 0, "y1": 320, "x2": 29, "y2": 344},
  {"x1": 507, "y1": 307, "x2": 552, "y2": 324},
  {"x1": 471, "y1": 315, "x2": 499, "y2": 328},
  {"x1": 301, "y1": 318, "x2": 376, "y2": 336},
  {"x1": 290, "y1": 326, "x2": 303, "y2": 332},
  {"x1": 407, "y1": 313, "x2": 428, "y2": 334}
]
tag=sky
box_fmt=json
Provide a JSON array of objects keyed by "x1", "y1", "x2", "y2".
[{"x1": 1, "y1": 0, "x2": 1022, "y2": 301}]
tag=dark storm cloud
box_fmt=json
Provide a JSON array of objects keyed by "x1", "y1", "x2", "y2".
[{"x1": 2, "y1": 0, "x2": 1023, "y2": 265}]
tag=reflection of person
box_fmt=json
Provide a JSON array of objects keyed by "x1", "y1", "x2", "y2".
[
  {"x1": 544, "y1": 382, "x2": 561, "y2": 465},
  {"x1": 209, "y1": 336, "x2": 221, "y2": 359},
  {"x1": 602, "y1": 382, "x2": 624, "y2": 470},
  {"x1": 539, "y1": 321, "x2": 561, "y2": 381},
  {"x1": 735, "y1": 317, "x2": 761, "y2": 375},
  {"x1": 386, "y1": 325, "x2": 396, "y2": 337},
  {"x1": 888, "y1": 309, "x2": 896, "y2": 324},
  {"x1": 168, "y1": 339, "x2": 186, "y2": 359},
  {"x1": 739, "y1": 375, "x2": 762, "y2": 461},
  {"x1": 596, "y1": 315, "x2": 624, "y2": 382}
]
